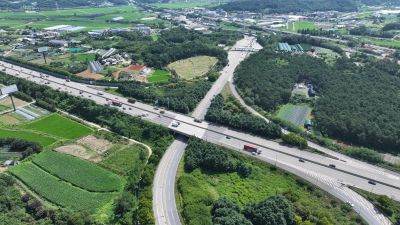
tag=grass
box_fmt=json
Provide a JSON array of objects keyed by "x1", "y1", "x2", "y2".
[
  {"x1": 178, "y1": 150, "x2": 364, "y2": 225},
  {"x1": 23, "y1": 113, "x2": 93, "y2": 140},
  {"x1": 74, "y1": 53, "x2": 96, "y2": 62},
  {"x1": 276, "y1": 104, "x2": 312, "y2": 127},
  {"x1": 167, "y1": 56, "x2": 218, "y2": 80},
  {"x1": 288, "y1": 21, "x2": 316, "y2": 32},
  {"x1": 151, "y1": 0, "x2": 228, "y2": 9},
  {"x1": 100, "y1": 144, "x2": 148, "y2": 176},
  {"x1": 9, "y1": 162, "x2": 116, "y2": 212},
  {"x1": 33, "y1": 150, "x2": 124, "y2": 192},
  {"x1": 147, "y1": 69, "x2": 171, "y2": 83},
  {"x1": 0, "y1": 128, "x2": 57, "y2": 146}
]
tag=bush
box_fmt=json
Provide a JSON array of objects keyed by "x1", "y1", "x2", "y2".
[
  {"x1": 281, "y1": 133, "x2": 308, "y2": 149},
  {"x1": 12, "y1": 91, "x2": 32, "y2": 102}
]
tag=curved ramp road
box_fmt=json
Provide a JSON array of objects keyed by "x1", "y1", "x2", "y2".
[
  {"x1": 153, "y1": 135, "x2": 187, "y2": 225},
  {"x1": 2, "y1": 60, "x2": 400, "y2": 225}
]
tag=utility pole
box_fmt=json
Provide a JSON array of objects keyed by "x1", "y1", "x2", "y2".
[{"x1": 9, "y1": 95, "x2": 16, "y2": 111}]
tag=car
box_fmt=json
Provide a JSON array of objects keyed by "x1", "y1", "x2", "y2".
[
  {"x1": 194, "y1": 118, "x2": 202, "y2": 123},
  {"x1": 88, "y1": 95, "x2": 92, "y2": 97},
  {"x1": 226, "y1": 136, "x2": 231, "y2": 139},
  {"x1": 66, "y1": 79, "x2": 70, "y2": 82},
  {"x1": 79, "y1": 91, "x2": 83, "y2": 94},
  {"x1": 2, "y1": 68, "x2": 5, "y2": 72},
  {"x1": 128, "y1": 107, "x2": 132, "y2": 110},
  {"x1": 97, "y1": 91, "x2": 104, "y2": 96},
  {"x1": 154, "y1": 107, "x2": 159, "y2": 110},
  {"x1": 251, "y1": 152, "x2": 257, "y2": 156},
  {"x1": 328, "y1": 164, "x2": 336, "y2": 168},
  {"x1": 368, "y1": 180, "x2": 377, "y2": 185},
  {"x1": 298, "y1": 158, "x2": 305, "y2": 163},
  {"x1": 346, "y1": 201, "x2": 354, "y2": 207},
  {"x1": 123, "y1": 107, "x2": 126, "y2": 110},
  {"x1": 171, "y1": 120, "x2": 180, "y2": 127}
]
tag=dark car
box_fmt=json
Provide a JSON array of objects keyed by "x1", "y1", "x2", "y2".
[
  {"x1": 329, "y1": 164, "x2": 336, "y2": 168},
  {"x1": 368, "y1": 180, "x2": 377, "y2": 185},
  {"x1": 299, "y1": 158, "x2": 305, "y2": 163}
]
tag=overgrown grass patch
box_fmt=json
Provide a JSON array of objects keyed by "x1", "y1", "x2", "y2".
[
  {"x1": 0, "y1": 128, "x2": 56, "y2": 146},
  {"x1": 147, "y1": 69, "x2": 171, "y2": 83}
]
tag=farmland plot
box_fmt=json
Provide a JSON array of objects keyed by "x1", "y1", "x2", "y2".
[
  {"x1": 9, "y1": 162, "x2": 115, "y2": 211},
  {"x1": 276, "y1": 104, "x2": 312, "y2": 127},
  {"x1": 33, "y1": 150, "x2": 124, "y2": 192}
]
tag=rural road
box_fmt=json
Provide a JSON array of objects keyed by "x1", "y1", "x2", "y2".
[{"x1": 1, "y1": 59, "x2": 399, "y2": 225}]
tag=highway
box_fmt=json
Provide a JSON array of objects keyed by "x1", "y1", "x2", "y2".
[{"x1": 1, "y1": 58, "x2": 399, "y2": 224}]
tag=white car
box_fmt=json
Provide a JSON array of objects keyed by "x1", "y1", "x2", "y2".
[
  {"x1": 346, "y1": 201, "x2": 354, "y2": 207},
  {"x1": 171, "y1": 120, "x2": 180, "y2": 127}
]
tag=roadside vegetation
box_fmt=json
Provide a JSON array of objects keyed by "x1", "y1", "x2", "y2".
[{"x1": 178, "y1": 138, "x2": 365, "y2": 225}]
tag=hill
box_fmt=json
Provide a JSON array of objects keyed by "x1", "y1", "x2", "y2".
[{"x1": 220, "y1": 0, "x2": 357, "y2": 13}]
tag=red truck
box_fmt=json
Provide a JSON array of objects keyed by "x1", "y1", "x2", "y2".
[
  {"x1": 111, "y1": 100, "x2": 122, "y2": 107},
  {"x1": 243, "y1": 144, "x2": 261, "y2": 155}
]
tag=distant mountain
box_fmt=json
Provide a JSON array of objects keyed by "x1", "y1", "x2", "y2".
[
  {"x1": 361, "y1": 0, "x2": 400, "y2": 5},
  {"x1": 219, "y1": 0, "x2": 358, "y2": 13},
  {"x1": 0, "y1": 0, "x2": 128, "y2": 10}
]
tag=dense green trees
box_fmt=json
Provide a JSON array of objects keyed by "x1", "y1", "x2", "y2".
[
  {"x1": 184, "y1": 138, "x2": 252, "y2": 177},
  {"x1": 281, "y1": 133, "x2": 308, "y2": 149},
  {"x1": 206, "y1": 94, "x2": 282, "y2": 139},
  {"x1": 0, "y1": 0, "x2": 127, "y2": 10},
  {"x1": 220, "y1": 0, "x2": 357, "y2": 13},
  {"x1": 118, "y1": 80, "x2": 212, "y2": 113},
  {"x1": 212, "y1": 197, "x2": 252, "y2": 225},
  {"x1": 234, "y1": 47, "x2": 400, "y2": 153},
  {"x1": 0, "y1": 138, "x2": 42, "y2": 158}
]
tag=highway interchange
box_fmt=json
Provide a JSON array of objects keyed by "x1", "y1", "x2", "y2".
[{"x1": 1, "y1": 36, "x2": 400, "y2": 225}]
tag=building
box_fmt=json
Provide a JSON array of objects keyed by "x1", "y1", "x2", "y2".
[
  {"x1": 88, "y1": 61, "x2": 104, "y2": 73},
  {"x1": 278, "y1": 42, "x2": 304, "y2": 54},
  {"x1": 2, "y1": 160, "x2": 19, "y2": 166},
  {"x1": 49, "y1": 40, "x2": 68, "y2": 47}
]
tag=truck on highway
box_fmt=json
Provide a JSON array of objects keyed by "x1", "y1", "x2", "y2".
[
  {"x1": 111, "y1": 100, "x2": 122, "y2": 107},
  {"x1": 243, "y1": 144, "x2": 261, "y2": 155}
]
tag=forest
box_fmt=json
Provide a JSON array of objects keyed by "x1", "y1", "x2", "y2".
[
  {"x1": 0, "y1": 72, "x2": 174, "y2": 225},
  {"x1": 234, "y1": 49, "x2": 400, "y2": 153},
  {"x1": 220, "y1": 0, "x2": 357, "y2": 13},
  {"x1": 117, "y1": 80, "x2": 212, "y2": 114},
  {"x1": 205, "y1": 94, "x2": 282, "y2": 139}
]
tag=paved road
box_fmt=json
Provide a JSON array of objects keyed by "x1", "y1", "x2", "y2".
[
  {"x1": 191, "y1": 35, "x2": 262, "y2": 120},
  {"x1": 1, "y1": 61, "x2": 399, "y2": 225},
  {"x1": 153, "y1": 135, "x2": 187, "y2": 225}
]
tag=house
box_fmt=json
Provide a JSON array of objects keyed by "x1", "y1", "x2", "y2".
[{"x1": 48, "y1": 40, "x2": 68, "y2": 47}]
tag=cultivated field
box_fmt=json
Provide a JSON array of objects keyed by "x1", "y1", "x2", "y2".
[
  {"x1": 147, "y1": 69, "x2": 171, "y2": 83},
  {"x1": 276, "y1": 104, "x2": 312, "y2": 127},
  {"x1": 9, "y1": 162, "x2": 116, "y2": 211},
  {"x1": 0, "y1": 6, "x2": 156, "y2": 30},
  {"x1": 0, "y1": 128, "x2": 57, "y2": 146},
  {"x1": 168, "y1": 56, "x2": 218, "y2": 80},
  {"x1": 288, "y1": 21, "x2": 316, "y2": 32},
  {"x1": 33, "y1": 150, "x2": 124, "y2": 192},
  {"x1": 23, "y1": 114, "x2": 93, "y2": 140}
]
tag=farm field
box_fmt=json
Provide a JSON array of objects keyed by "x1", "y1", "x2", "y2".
[
  {"x1": 147, "y1": 69, "x2": 171, "y2": 83},
  {"x1": 151, "y1": 0, "x2": 229, "y2": 9},
  {"x1": 23, "y1": 113, "x2": 93, "y2": 140},
  {"x1": 9, "y1": 162, "x2": 116, "y2": 212},
  {"x1": 276, "y1": 104, "x2": 312, "y2": 127},
  {"x1": 74, "y1": 53, "x2": 96, "y2": 62},
  {"x1": 288, "y1": 21, "x2": 317, "y2": 32},
  {"x1": 167, "y1": 56, "x2": 218, "y2": 80},
  {"x1": 177, "y1": 147, "x2": 363, "y2": 225},
  {"x1": 33, "y1": 150, "x2": 124, "y2": 192},
  {"x1": 0, "y1": 128, "x2": 57, "y2": 146},
  {"x1": 0, "y1": 6, "x2": 155, "y2": 30}
]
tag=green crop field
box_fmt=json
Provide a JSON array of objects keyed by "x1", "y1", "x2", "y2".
[
  {"x1": 147, "y1": 69, "x2": 171, "y2": 83},
  {"x1": 100, "y1": 144, "x2": 147, "y2": 176},
  {"x1": 74, "y1": 54, "x2": 96, "y2": 62},
  {"x1": 151, "y1": 0, "x2": 228, "y2": 9},
  {"x1": 276, "y1": 104, "x2": 312, "y2": 127},
  {"x1": 23, "y1": 114, "x2": 92, "y2": 140},
  {"x1": 0, "y1": 128, "x2": 57, "y2": 146},
  {"x1": 33, "y1": 150, "x2": 124, "y2": 192},
  {"x1": 0, "y1": 6, "x2": 155, "y2": 30},
  {"x1": 9, "y1": 162, "x2": 115, "y2": 212},
  {"x1": 289, "y1": 21, "x2": 316, "y2": 32},
  {"x1": 168, "y1": 56, "x2": 218, "y2": 80}
]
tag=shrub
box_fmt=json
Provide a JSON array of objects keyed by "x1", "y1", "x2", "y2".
[{"x1": 281, "y1": 133, "x2": 308, "y2": 149}]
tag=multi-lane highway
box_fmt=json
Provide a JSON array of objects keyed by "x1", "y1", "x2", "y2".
[{"x1": 1, "y1": 55, "x2": 399, "y2": 224}]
